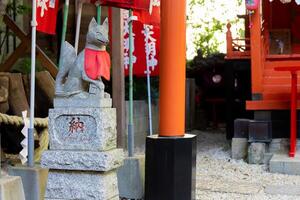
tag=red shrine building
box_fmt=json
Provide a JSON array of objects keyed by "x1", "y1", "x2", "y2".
[{"x1": 227, "y1": 0, "x2": 300, "y2": 156}]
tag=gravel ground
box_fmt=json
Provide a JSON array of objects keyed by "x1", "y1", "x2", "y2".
[{"x1": 194, "y1": 129, "x2": 300, "y2": 200}]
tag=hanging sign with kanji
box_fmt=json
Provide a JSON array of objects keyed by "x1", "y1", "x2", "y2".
[
  {"x1": 36, "y1": 0, "x2": 59, "y2": 34},
  {"x1": 123, "y1": 0, "x2": 160, "y2": 77}
]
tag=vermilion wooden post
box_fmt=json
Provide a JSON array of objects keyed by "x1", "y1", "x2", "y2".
[
  {"x1": 250, "y1": 2, "x2": 263, "y2": 95},
  {"x1": 275, "y1": 66, "x2": 300, "y2": 157},
  {"x1": 159, "y1": 0, "x2": 186, "y2": 137},
  {"x1": 290, "y1": 71, "x2": 297, "y2": 157}
]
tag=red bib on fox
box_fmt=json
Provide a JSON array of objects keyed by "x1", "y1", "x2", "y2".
[{"x1": 84, "y1": 49, "x2": 111, "y2": 81}]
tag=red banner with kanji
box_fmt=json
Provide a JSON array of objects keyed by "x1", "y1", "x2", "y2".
[
  {"x1": 123, "y1": 0, "x2": 160, "y2": 77},
  {"x1": 92, "y1": 0, "x2": 149, "y2": 10},
  {"x1": 36, "y1": 0, "x2": 59, "y2": 35}
]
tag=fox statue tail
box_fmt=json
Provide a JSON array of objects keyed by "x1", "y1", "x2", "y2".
[{"x1": 55, "y1": 41, "x2": 77, "y2": 95}]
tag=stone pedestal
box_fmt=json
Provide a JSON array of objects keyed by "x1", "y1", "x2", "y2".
[
  {"x1": 42, "y1": 101, "x2": 123, "y2": 200},
  {"x1": 145, "y1": 134, "x2": 197, "y2": 200},
  {"x1": 118, "y1": 155, "x2": 145, "y2": 199},
  {"x1": 8, "y1": 165, "x2": 48, "y2": 200},
  {"x1": 0, "y1": 176, "x2": 25, "y2": 200}
]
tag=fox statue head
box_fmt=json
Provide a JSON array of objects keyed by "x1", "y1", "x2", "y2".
[{"x1": 86, "y1": 17, "x2": 109, "y2": 48}]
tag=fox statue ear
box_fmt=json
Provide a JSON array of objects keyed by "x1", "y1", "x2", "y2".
[
  {"x1": 89, "y1": 18, "x2": 98, "y2": 30},
  {"x1": 102, "y1": 18, "x2": 109, "y2": 30}
]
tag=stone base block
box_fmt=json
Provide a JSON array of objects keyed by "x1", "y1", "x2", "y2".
[
  {"x1": 8, "y1": 165, "x2": 48, "y2": 200},
  {"x1": 231, "y1": 138, "x2": 248, "y2": 160},
  {"x1": 270, "y1": 153, "x2": 300, "y2": 175},
  {"x1": 42, "y1": 149, "x2": 124, "y2": 171},
  {"x1": 45, "y1": 196, "x2": 119, "y2": 200},
  {"x1": 234, "y1": 119, "x2": 250, "y2": 138},
  {"x1": 45, "y1": 170, "x2": 119, "y2": 200},
  {"x1": 0, "y1": 176, "x2": 25, "y2": 200},
  {"x1": 269, "y1": 138, "x2": 289, "y2": 153},
  {"x1": 49, "y1": 108, "x2": 116, "y2": 151},
  {"x1": 248, "y1": 143, "x2": 266, "y2": 164},
  {"x1": 117, "y1": 155, "x2": 145, "y2": 199},
  {"x1": 145, "y1": 134, "x2": 197, "y2": 200},
  {"x1": 54, "y1": 96, "x2": 112, "y2": 108}
]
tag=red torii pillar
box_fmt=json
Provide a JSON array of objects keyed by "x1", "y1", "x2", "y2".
[
  {"x1": 145, "y1": 0, "x2": 196, "y2": 199},
  {"x1": 159, "y1": 0, "x2": 186, "y2": 137}
]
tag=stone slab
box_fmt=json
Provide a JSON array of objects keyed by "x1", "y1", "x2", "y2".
[
  {"x1": 265, "y1": 185, "x2": 300, "y2": 196},
  {"x1": 197, "y1": 179, "x2": 261, "y2": 195},
  {"x1": 8, "y1": 165, "x2": 48, "y2": 200},
  {"x1": 41, "y1": 149, "x2": 124, "y2": 171},
  {"x1": 0, "y1": 176, "x2": 25, "y2": 200},
  {"x1": 54, "y1": 96, "x2": 112, "y2": 108},
  {"x1": 45, "y1": 170, "x2": 119, "y2": 200},
  {"x1": 248, "y1": 142, "x2": 266, "y2": 164},
  {"x1": 269, "y1": 138, "x2": 289, "y2": 153},
  {"x1": 231, "y1": 138, "x2": 248, "y2": 160},
  {"x1": 270, "y1": 153, "x2": 300, "y2": 175},
  {"x1": 117, "y1": 155, "x2": 145, "y2": 199},
  {"x1": 49, "y1": 108, "x2": 117, "y2": 151},
  {"x1": 45, "y1": 196, "x2": 119, "y2": 200}
]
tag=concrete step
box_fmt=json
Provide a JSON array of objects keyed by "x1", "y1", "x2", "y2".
[{"x1": 270, "y1": 153, "x2": 300, "y2": 175}]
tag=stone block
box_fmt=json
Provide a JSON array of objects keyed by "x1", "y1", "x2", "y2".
[
  {"x1": 234, "y1": 119, "x2": 250, "y2": 138},
  {"x1": 265, "y1": 185, "x2": 300, "y2": 196},
  {"x1": 270, "y1": 153, "x2": 300, "y2": 175},
  {"x1": 45, "y1": 170, "x2": 119, "y2": 200},
  {"x1": 45, "y1": 196, "x2": 119, "y2": 200},
  {"x1": 231, "y1": 138, "x2": 248, "y2": 160},
  {"x1": 248, "y1": 143, "x2": 266, "y2": 164},
  {"x1": 249, "y1": 121, "x2": 272, "y2": 142},
  {"x1": 0, "y1": 176, "x2": 25, "y2": 200},
  {"x1": 118, "y1": 155, "x2": 145, "y2": 199},
  {"x1": 269, "y1": 138, "x2": 289, "y2": 153},
  {"x1": 8, "y1": 165, "x2": 48, "y2": 200},
  {"x1": 54, "y1": 96, "x2": 112, "y2": 108},
  {"x1": 254, "y1": 111, "x2": 271, "y2": 120},
  {"x1": 41, "y1": 149, "x2": 124, "y2": 171},
  {"x1": 49, "y1": 108, "x2": 117, "y2": 151},
  {"x1": 264, "y1": 152, "x2": 273, "y2": 164}
]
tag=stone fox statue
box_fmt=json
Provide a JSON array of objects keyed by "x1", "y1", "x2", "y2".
[{"x1": 55, "y1": 17, "x2": 110, "y2": 97}]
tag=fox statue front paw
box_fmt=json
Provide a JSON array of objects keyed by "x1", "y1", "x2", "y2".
[{"x1": 89, "y1": 81, "x2": 105, "y2": 96}]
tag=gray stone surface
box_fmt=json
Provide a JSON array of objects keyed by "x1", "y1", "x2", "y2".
[
  {"x1": 269, "y1": 138, "x2": 289, "y2": 153},
  {"x1": 49, "y1": 108, "x2": 117, "y2": 151},
  {"x1": 45, "y1": 170, "x2": 118, "y2": 200},
  {"x1": 54, "y1": 95, "x2": 112, "y2": 108},
  {"x1": 231, "y1": 138, "x2": 248, "y2": 160},
  {"x1": 270, "y1": 153, "x2": 300, "y2": 175},
  {"x1": 45, "y1": 196, "x2": 119, "y2": 200},
  {"x1": 264, "y1": 152, "x2": 273, "y2": 164},
  {"x1": 265, "y1": 185, "x2": 300, "y2": 196},
  {"x1": 117, "y1": 155, "x2": 145, "y2": 199},
  {"x1": 8, "y1": 165, "x2": 48, "y2": 200},
  {"x1": 248, "y1": 143, "x2": 266, "y2": 164},
  {"x1": 0, "y1": 176, "x2": 25, "y2": 200},
  {"x1": 41, "y1": 149, "x2": 124, "y2": 171}
]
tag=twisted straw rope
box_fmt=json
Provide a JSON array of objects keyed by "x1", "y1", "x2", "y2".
[
  {"x1": 0, "y1": 113, "x2": 48, "y2": 127},
  {"x1": 0, "y1": 113, "x2": 49, "y2": 162}
]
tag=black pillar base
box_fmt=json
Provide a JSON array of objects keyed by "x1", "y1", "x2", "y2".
[{"x1": 145, "y1": 134, "x2": 197, "y2": 200}]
